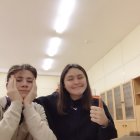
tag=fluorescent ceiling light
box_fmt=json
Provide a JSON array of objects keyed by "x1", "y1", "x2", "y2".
[
  {"x1": 54, "y1": 16, "x2": 69, "y2": 33},
  {"x1": 54, "y1": 0, "x2": 76, "y2": 33},
  {"x1": 47, "y1": 37, "x2": 61, "y2": 57},
  {"x1": 42, "y1": 58, "x2": 54, "y2": 70}
]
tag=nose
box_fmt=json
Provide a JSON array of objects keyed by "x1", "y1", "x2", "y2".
[
  {"x1": 21, "y1": 79, "x2": 28, "y2": 87},
  {"x1": 73, "y1": 78, "x2": 79, "y2": 84}
]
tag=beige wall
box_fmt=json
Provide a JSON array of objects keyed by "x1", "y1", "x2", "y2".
[
  {"x1": 88, "y1": 25, "x2": 140, "y2": 95},
  {"x1": 36, "y1": 75, "x2": 60, "y2": 96},
  {"x1": 0, "y1": 72, "x2": 60, "y2": 97}
]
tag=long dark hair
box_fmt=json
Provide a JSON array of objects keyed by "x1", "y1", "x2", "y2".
[{"x1": 57, "y1": 64, "x2": 92, "y2": 115}]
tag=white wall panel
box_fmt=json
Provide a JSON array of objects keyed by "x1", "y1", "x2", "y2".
[
  {"x1": 89, "y1": 59, "x2": 104, "y2": 81},
  {"x1": 91, "y1": 78, "x2": 105, "y2": 96},
  {"x1": 123, "y1": 55, "x2": 140, "y2": 81},
  {"x1": 122, "y1": 25, "x2": 140, "y2": 63},
  {"x1": 104, "y1": 43, "x2": 122, "y2": 75},
  {"x1": 104, "y1": 68, "x2": 124, "y2": 91}
]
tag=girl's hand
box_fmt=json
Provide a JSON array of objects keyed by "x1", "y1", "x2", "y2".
[
  {"x1": 90, "y1": 105, "x2": 109, "y2": 127},
  {"x1": 23, "y1": 80, "x2": 37, "y2": 105},
  {"x1": 7, "y1": 75, "x2": 23, "y2": 102}
]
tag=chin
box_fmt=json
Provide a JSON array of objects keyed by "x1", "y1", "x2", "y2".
[
  {"x1": 72, "y1": 92, "x2": 83, "y2": 97},
  {"x1": 72, "y1": 90, "x2": 84, "y2": 95},
  {"x1": 20, "y1": 92, "x2": 28, "y2": 98}
]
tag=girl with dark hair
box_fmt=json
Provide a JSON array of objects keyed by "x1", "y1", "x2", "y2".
[
  {"x1": 0, "y1": 64, "x2": 56, "y2": 140},
  {"x1": 35, "y1": 64, "x2": 117, "y2": 140}
]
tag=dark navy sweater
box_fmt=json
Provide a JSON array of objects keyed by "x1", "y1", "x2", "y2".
[{"x1": 35, "y1": 93, "x2": 117, "y2": 140}]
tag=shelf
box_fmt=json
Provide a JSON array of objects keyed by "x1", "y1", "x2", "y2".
[
  {"x1": 133, "y1": 76, "x2": 140, "y2": 94},
  {"x1": 132, "y1": 76, "x2": 140, "y2": 105}
]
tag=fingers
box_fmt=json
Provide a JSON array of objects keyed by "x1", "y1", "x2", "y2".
[
  {"x1": 7, "y1": 76, "x2": 22, "y2": 102},
  {"x1": 90, "y1": 106, "x2": 102, "y2": 117},
  {"x1": 8, "y1": 75, "x2": 18, "y2": 91},
  {"x1": 90, "y1": 107, "x2": 101, "y2": 124},
  {"x1": 90, "y1": 106, "x2": 100, "y2": 121},
  {"x1": 7, "y1": 75, "x2": 14, "y2": 89},
  {"x1": 13, "y1": 76, "x2": 17, "y2": 89},
  {"x1": 90, "y1": 105, "x2": 108, "y2": 126},
  {"x1": 23, "y1": 79, "x2": 37, "y2": 105},
  {"x1": 90, "y1": 116, "x2": 100, "y2": 124}
]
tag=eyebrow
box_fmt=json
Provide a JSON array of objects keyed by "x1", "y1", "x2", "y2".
[
  {"x1": 66, "y1": 74, "x2": 84, "y2": 78},
  {"x1": 16, "y1": 76, "x2": 34, "y2": 80}
]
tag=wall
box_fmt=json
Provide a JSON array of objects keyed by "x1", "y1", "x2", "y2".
[
  {"x1": 0, "y1": 72, "x2": 59, "y2": 97},
  {"x1": 88, "y1": 25, "x2": 140, "y2": 95}
]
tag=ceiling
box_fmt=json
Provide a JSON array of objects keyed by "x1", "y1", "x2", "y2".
[{"x1": 0, "y1": 0, "x2": 140, "y2": 76}]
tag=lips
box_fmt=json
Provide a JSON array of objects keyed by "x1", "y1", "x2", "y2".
[{"x1": 72, "y1": 85, "x2": 83, "y2": 89}]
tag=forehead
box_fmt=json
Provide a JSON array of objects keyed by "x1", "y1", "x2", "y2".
[
  {"x1": 65, "y1": 68, "x2": 84, "y2": 77},
  {"x1": 14, "y1": 70, "x2": 34, "y2": 78}
]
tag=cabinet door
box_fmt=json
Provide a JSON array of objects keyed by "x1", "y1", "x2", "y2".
[
  {"x1": 115, "y1": 120, "x2": 137, "y2": 137},
  {"x1": 106, "y1": 90, "x2": 114, "y2": 119},
  {"x1": 122, "y1": 82, "x2": 135, "y2": 119},
  {"x1": 115, "y1": 121, "x2": 127, "y2": 137},
  {"x1": 114, "y1": 86, "x2": 123, "y2": 120},
  {"x1": 125, "y1": 121, "x2": 137, "y2": 135}
]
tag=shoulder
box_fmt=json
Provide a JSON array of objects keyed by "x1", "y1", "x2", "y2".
[
  {"x1": 35, "y1": 93, "x2": 58, "y2": 105},
  {"x1": 34, "y1": 94, "x2": 58, "y2": 115}
]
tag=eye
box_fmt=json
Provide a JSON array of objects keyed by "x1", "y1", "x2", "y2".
[
  {"x1": 77, "y1": 75, "x2": 84, "y2": 80},
  {"x1": 67, "y1": 77, "x2": 74, "y2": 81},
  {"x1": 16, "y1": 79, "x2": 22, "y2": 82},
  {"x1": 27, "y1": 80, "x2": 33, "y2": 83}
]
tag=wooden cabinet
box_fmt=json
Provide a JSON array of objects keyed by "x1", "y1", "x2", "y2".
[
  {"x1": 100, "y1": 80, "x2": 138, "y2": 137},
  {"x1": 113, "y1": 81, "x2": 136, "y2": 137},
  {"x1": 132, "y1": 76, "x2": 140, "y2": 105},
  {"x1": 132, "y1": 76, "x2": 140, "y2": 132},
  {"x1": 115, "y1": 120, "x2": 137, "y2": 137}
]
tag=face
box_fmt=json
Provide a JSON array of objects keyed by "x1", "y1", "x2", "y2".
[
  {"x1": 14, "y1": 70, "x2": 34, "y2": 98},
  {"x1": 64, "y1": 68, "x2": 87, "y2": 100}
]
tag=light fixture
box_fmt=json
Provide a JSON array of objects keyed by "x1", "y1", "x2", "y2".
[
  {"x1": 46, "y1": 37, "x2": 61, "y2": 57},
  {"x1": 54, "y1": 0, "x2": 76, "y2": 33},
  {"x1": 42, "y1": 58, "x2": 54, "y2": 70}
]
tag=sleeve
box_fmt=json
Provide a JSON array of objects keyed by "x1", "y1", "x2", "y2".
[
  {"x1": 0, "y1": 101, "x2": 23, "y2": 140},
  {"x1": 98, "y1": 102, "x2": 118, "y2": 140},
  {"x1": 23, "y1": 103, "x2": 57, "y2": 140}
]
